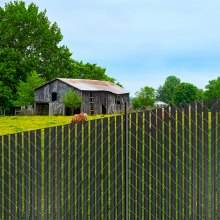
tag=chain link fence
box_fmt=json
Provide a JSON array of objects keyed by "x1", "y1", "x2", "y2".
[{"x1": 0, "y1": 99, "x2": 220, "y2": 219}]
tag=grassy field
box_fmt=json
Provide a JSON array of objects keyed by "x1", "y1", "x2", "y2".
[{"x1": 0, "y1": 114, "x2": 114, "y2": 136}]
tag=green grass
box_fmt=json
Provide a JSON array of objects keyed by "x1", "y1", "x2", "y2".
[{"x1": 0, "y1": 114, "x2": 117, "y2": 135}]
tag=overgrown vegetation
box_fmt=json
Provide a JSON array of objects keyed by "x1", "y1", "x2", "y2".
[{"x1": 0, "y1": 114, "x2": 116, "y2": 135}]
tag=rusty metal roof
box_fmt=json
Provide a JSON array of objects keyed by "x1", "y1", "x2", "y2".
[{"x1": 57, "y1": 78, "x2": 129, "y2": 94}]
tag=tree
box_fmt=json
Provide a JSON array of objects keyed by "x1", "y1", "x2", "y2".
[
  {"x1": 63, "y1": 90, "x2": 82, "y2": 115},
  {"x1": 15, "y1": 71, "x2": 46, "y2": 106},
  {"x1": 0, "y1": 1, "x2": 74, "y2": 108},
  {"x1": 0, "y1": 1, "x2": 121, "y2": 109},
  {"x1": 172, "y1": 83, "x2": 199, "y2": 106},
  {"x1": 132, "y1": 86, "x2": 156, "y2": 109},
  {"x1": 69, "y1": 61, "x2": 122, "y2": 87},
  {"x1": 156, "y1": 76, "x2": 181, "y2": 105},
  {"x1": 203, "y1": 77, "x2": 220, "y2": 100},
  {"x1": 0, "y1": 81, "x2": 14, "y2": 110}
]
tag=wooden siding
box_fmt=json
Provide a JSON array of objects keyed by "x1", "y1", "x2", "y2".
[{"x1": 35, "y1": 79, "x2": 129, "y2": 115}]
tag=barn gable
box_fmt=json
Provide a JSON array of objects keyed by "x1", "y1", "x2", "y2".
[{"x1": 34, "y1": 78, "x2": 129, "y2": 115}]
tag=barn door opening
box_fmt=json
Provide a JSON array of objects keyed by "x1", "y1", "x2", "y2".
[
  {"x1": 102, "y1": 105, "x2": 107, "y2": 114},
  {"x1": 65, "y1": 107, "x2": 80, "y2": 116}
]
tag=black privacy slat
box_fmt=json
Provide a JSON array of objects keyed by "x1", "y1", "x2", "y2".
[
  {"x1": 144, "y1": 110, "x2": 150, "y2": 219},
  {"x1": 56, "y1": 126, "x2": 62, "y2": 219},
  {"x1": 164, "y1": 107, "x2": 170, "y2": 219},
  {"x1": 103, "y1": 118, "x2": 109, "y2": 218},
  {"x1": 4, "y1": 135, "x2": 9, "y2": 220},
  {"x1": 50, "y1": 127, "x2": 56, "y2": 219},
  {"x1": 90, "y1": 120, "x2": 96, "y2": 219},
  {"x1": 10, "y1": 134, "x2": 16, "y2": 219},
  {"x1": 197, "y1": 101, "x2": 203, "y2": 218},
  {"x1": 17, "y1": 133, "x2": 23, "y2": 220},
  {"x1": 157, "y1": 108, "x2": 163, "y2": 220},
  {"x1": 44, "y1": 128, "x2": 49, "y2": 220},
  {"x1": 191, "y1": 102, "x2": 197, "y2": 219},
  {"x1": 137, "y1": 112, "x2": 143, "y2": 219},
  {"x1": 203, "y1": 101, "x2": 209, "y2": 219},
  {"x1": 184, "y1": 104, "x2": 190, "y2": 219},
  {"x1": 70, "y1": 124, "x2": 75, "y2": 219},
  {"x1": 23, "y1": 132, "x2": 29, "y2": 219},
  {"x1": 130, "y1": 113, "x2": 136, "y2": 219},
  {"x1": 83, "y1": 122, "x2": 89, "y2": 219},
  {"x1": 116, "y1": 116, "x2": 123, "y2": 219},
  {"x1": 170, "y1": 106, "x2": 177, "y2": 219},
  {"x1": 151, "y1": 109, "x2": 157, "y2": 219},
  {"x1": 211, "y1": 100, "x2": 217, "y2": 220},
  {"x1": 177, "y1": 106, "x2": 183, "y2": 220},
  {"x1": 63, "y1": 125, "x2": 69, "y2": 220},
  {"x1": 110, "y1": 117, "x2": 116, "y2": 220}
]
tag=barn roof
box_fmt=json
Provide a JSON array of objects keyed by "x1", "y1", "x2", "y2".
[{"x1": 35, "y1": 78, "x2": 129, "y2": 95}]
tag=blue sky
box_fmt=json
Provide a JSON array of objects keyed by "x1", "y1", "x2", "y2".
[{"x1": 1, "y1": 0, "x2": 220, "y2": 96}]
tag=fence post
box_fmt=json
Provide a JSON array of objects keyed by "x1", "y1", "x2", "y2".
[{"x1": 124, "y1": 102, "x2": 129, "y2": 220}]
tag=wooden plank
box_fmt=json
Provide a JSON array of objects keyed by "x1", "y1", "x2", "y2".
[{"x1": 10, "y1": 134, "x2": 16, "y2": 219}]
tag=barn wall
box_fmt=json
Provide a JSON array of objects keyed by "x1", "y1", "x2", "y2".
[{"x1": 35, "y1": 79, "x2": 130, "y2": 115}]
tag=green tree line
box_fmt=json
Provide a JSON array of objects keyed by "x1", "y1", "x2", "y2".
[
  {"x1": 132, "y1": 75, "x2": 220, "y2": 109},
  {"x1": 0, "y1": 1, "x2": 120, "y2": 110}
]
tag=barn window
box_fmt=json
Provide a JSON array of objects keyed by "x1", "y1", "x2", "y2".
[
  {"x1": 116, "y1": 95, "x2": 121, "y2": 105},
  {"x1": 52, "y1": 92, "x2": 57, "y2": 101},
  {"x1": 90, "y1": 93, "x2": 95, "y2": 115}
]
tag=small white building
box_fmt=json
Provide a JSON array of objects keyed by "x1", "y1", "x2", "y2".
[{"x1": 154, "y1": 100, "x2": 168, "y2": 108}]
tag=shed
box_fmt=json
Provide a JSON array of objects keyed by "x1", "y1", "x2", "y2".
[
  {"x1": 154, "y1": 100, "x2": 168, "y2": 108},
  {"x1": 34, "y1": 78, "x2": 130, "y2": 115}
]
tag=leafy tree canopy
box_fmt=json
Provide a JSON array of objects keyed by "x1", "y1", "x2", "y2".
[
  {"x1": 0, "y1": 1, "x2": 120, "y2": 109},
  {"x1": 156, "y1": 75, "x2": 181, "y2": 105},
  {"x1": 15, "y1": 71, "x2": 46, "y2": 106},
  {"x1": 132, "y1": 86, "x2": 156, "y2": 109},
  {"x1": 172, "y1": 82, "x2": 199, "y2": 106},
  {"x1": 63, "y1": 90, "x2": 82, "y2": 115},
  {"x1": 69, "y1": 61, "x2": 122, "y2": 86},
  {"x1": 204, "y1": 77, "x2": 220, "y2": 100}
]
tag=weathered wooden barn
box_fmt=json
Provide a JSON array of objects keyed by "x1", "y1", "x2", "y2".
[{"x1": 34, "y1": 78, "x2": 130, "y2": 115}]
